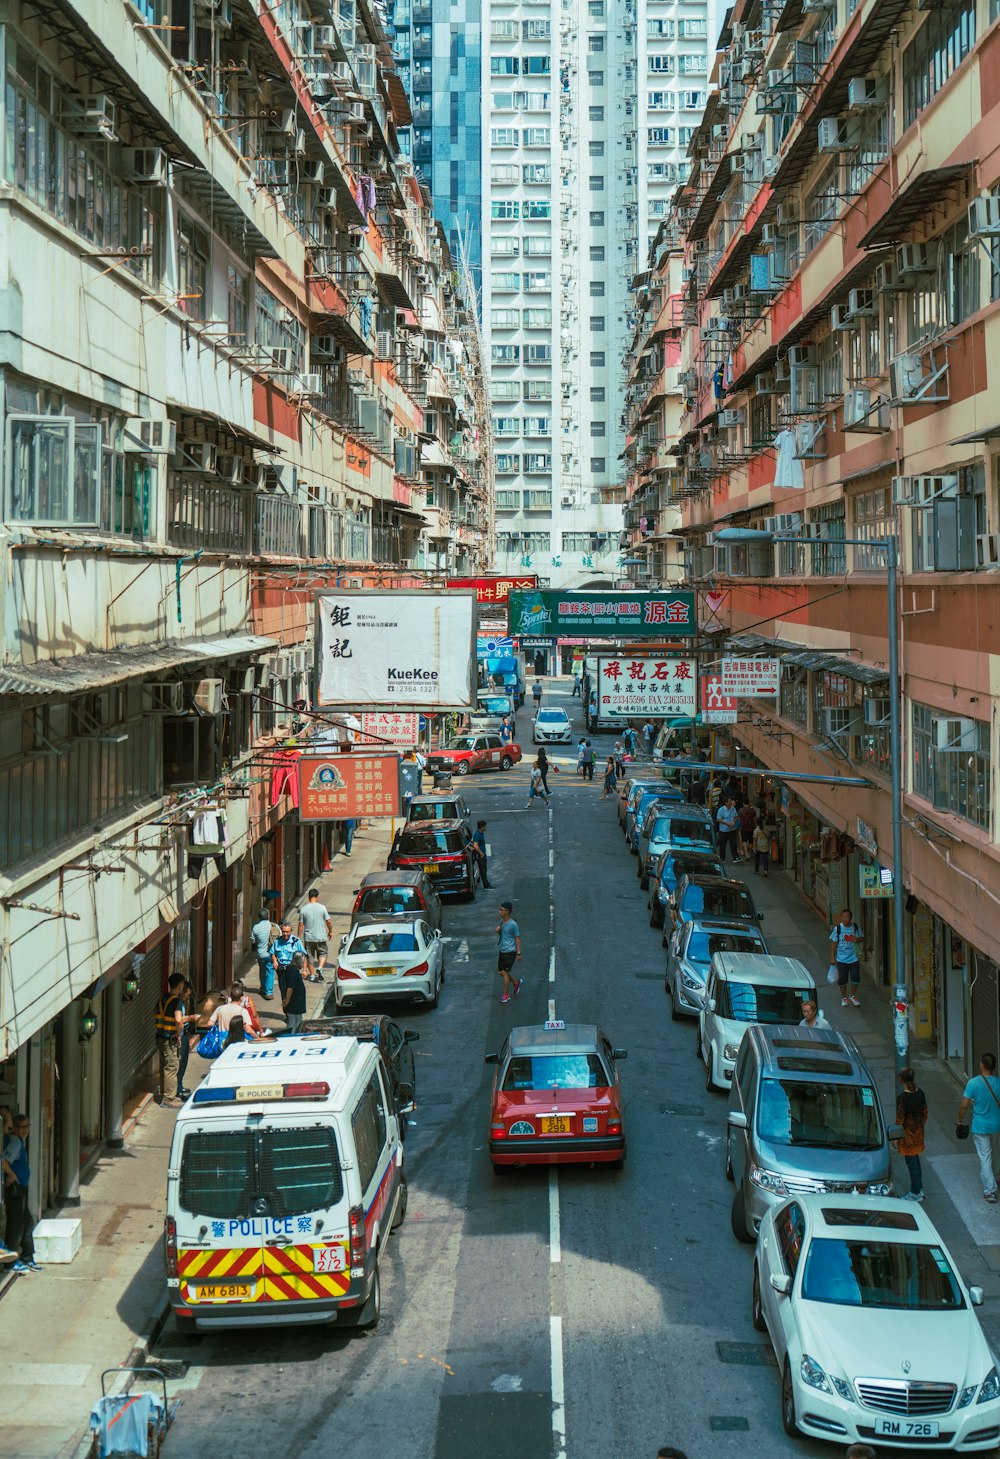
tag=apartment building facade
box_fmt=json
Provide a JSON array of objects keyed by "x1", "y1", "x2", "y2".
[
  {"x1": 0, "y1": 0, "x2": 489, "y2": 1224},
  {"x1": 658, "y1": 0, "x2": 1000, "y2": 1069}
]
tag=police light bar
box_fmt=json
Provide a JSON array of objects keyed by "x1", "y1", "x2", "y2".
[{"x1": 191, "y1": 1080, "x2": 331, "y2": 1106}]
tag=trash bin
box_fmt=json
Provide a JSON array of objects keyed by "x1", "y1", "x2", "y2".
[{"x1": 433, "y1": 771, "x2": 452, "y2": 790}]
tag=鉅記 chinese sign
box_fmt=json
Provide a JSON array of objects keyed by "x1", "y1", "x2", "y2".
[
  {"x1": 701, "y1": 674, "x2": 738, "y2": 724},
  {"x1": 315, "y1": 590, "x2": 476, "y2": 709},
  {"x1": 508, "y1": 590, "x2": 697, "y2": 639},
  {"x1": 358, "y1": 712, "x2": 419, "y2": 747},
  {"x1": 298, "y1": 753, "x2": 402, "y2": 821},
  {"x1": 720, "y1": 657, "x2": 781, "y2": 697},
  {"x1": 596, "y1": 657, "x2": 698, "y2": 718}
]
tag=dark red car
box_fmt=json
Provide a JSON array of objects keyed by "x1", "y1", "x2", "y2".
[{"x1": 387, "y1": 818, "x2": 477, "y2": 899}]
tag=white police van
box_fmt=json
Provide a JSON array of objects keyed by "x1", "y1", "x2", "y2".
[{"x1": 165, "y1": 1035, "x2": 405, "y2": 1333}]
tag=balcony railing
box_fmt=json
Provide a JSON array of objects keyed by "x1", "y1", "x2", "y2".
[
  {"x1": 167, "y1": 477, "x2": 252, "y2": 554},
  {"x1": 255, "y1": 494, "x2": 303, "y2": 557}
]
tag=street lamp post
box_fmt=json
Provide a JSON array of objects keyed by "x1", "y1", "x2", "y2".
[{"x1": 714, "y1": 528, "x2": 907, "y2": 1072}]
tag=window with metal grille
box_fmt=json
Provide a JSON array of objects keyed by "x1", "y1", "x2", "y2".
[
  {"x1": 260, "y1": 1126, "x2": 343, "y2": 1218},
  {"x1": 179, "y1": 1131, "x2": 255, "y2": 1218}
]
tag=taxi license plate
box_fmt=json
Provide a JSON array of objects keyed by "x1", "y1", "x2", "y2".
[
  {"x1": 540, "y1": 1116, "x2": 570, "y2": 1134},
  {"x1": 874, "y1": 1419, "x2": 940, "y2": 1439},
  {"x1": 423, "y1": 862, "x2": 439, "y2": 873},
  {"x1": 197, "y1": 1283, "x2": 252, "y2": 1300},
  {"x1": 366, "y1": 966, "x2": 397, "y2": 977}
]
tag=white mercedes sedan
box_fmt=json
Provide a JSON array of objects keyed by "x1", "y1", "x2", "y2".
[
  {"x1": 333, "y1": 915, "x2": 444, "y2": 1010},
  {"x1": 753, "y1": 1193, "x2": 1000, "y2": 1451}
]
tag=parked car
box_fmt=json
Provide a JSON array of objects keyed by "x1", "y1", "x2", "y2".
[
  {"x1": 352, "y1": 870, "x2": 443, "y2": 932},
  {"x1": 636, "y1": 805, "x2": 715, "y2": 888},
  {"x1": 665, "y1": 917, "x2": 769, "y2": 1021},
  {"x1": 699, "y1": 952, "x2": 816, "y2": 1092},
  {"x1": 334, "y1": 914, "x2": 444, "y2": 1009},
  {"x1": 485, "y1": 1021, "x2": 627, "y2": 1169},
  {"x1": 647, "y1": 849, "x2": 726, "y2": 933},
  {"x1": 532, "y1": 708, "x2": 572, "y2": 744},
  {"x1": 388, "y1": 819, "x2": 477, "y2": 898},
  {"x1": 424, "y1": 732, "x2": 521, "y2": 776},
  {"x1": 625, "y1": 786, "x2": 684, "y2": 850},
  {"x1": 405, "y1": 792, "x2": 472, "y2": 831},
  {"x1": 752, "y1": 1193, "x2": 997, "y2": 1449},
  {"x1": 728, "y1": 1024, "x2": 901, "y2": 1243},
  {"x1": 671, "y1": 874, "x2": 762, "y2": 932},
  {"x1": 617, "y1": 777, "x2": 664, "y2": 831},
  {"x1": 298, "y1": 1011, "x2": 419, "y2": 1135}
]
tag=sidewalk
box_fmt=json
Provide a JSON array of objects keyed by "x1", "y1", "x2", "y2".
[
  {"x1": 0, "y1": 820, "x2": 394, "y2": 1459},
  {"x1": 741, "y1": 850, "x2": 1000, "y2": 1332}
]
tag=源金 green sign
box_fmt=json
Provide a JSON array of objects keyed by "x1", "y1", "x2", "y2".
[{"x1": 507, "y1": 590, "x2": 697, "y2": 638}]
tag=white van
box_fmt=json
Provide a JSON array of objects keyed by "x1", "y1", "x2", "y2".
[
  {"x1": 165, "y1": 1035, "x2": 405, "y2": 1333},
  {"x1": 698, "y1": 952, "x2": 817, "y2": 1091}
]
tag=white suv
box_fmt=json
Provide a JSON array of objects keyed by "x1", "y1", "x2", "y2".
[{"x1": 699, "y1": 951, "x2": 816, "y2": 1091}]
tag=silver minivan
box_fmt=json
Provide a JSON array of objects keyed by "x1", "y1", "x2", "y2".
[{"x1": 726, "y1": 1023, "x2": 902, "y2": 1243}]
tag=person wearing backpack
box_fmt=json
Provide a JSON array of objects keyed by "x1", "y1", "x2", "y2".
[
  {"x1": 957, "y1": 1052, "x2": 1000, "y2": 1202},
  {"x1": 581, "y1": 739, "x2": 596, "y2": 781},
  {"x1": 830, "y1": 907, "x2": 864, "y2": 1007}
]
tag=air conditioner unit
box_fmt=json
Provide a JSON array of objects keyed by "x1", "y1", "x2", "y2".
[
  {"x1": 217, "y1": 454, "x2": 244, "y2": 485},
  {"x1": 719, "y1": 408, "x2": 743, "y2": 427},
  {"x1": 193, "y1": 678, "x2": 225, "y2": 716},
  {"x1": 303, "y1": 159, "x2": 325, "y2": 185},
  {"x1": 277, "y1": 108, "x2": 297, "y2": 138},
  {"x1": 847, "y1": 76, "x2": 888, "y2": 109},
  {"x1": 267, "y1": 347, "x2": 291, "y2": 372},
  {"x1": 874, "y1": 260, "x2": 898, "y2": 295},
  {"x1": 934, "y1": 716, "x2": 977, "y2": 751},
  {"x1": 831, "y1": 303, "x2": 853, "y2": 331},
  {"x1": 271, "y1": 653, "x2": 291, "y2": 680},
  {"x1": 817, "y1": 117, "x2": 857, "y2": 153},
  {"x1": 822, "y1": 706, "x2": 858, "y2": 737},
  {"x1": 842, "y1": 387, "x2": 871, "y2": 429},
  {"x1": 766, "y1": 68, "x2": 788, "y2": 89},
  {"x1": 295, "y1": 373, "x2": 324, "y2": 396},
  {"x1": 788, "y1": 344, "x2": 814, "y2": 366},
  {"x1": 847, "y1": 288, "x2": 875, "y2": 318},
  {"x1": 896, "y1": 242, "x2": 934, "y2": 279},
  {"x1": 294, "y1": 129, "x2": 307, "y2": 157},
  {"x1": 317, "y1": 187, "x2": 338, "y2": 209},
  {"x1": 730, "y1": 152, "x2": 746, "y2": 175},
  {"x1": 124, "y1": 418, "x2": 176, "y2": 455},
  {"x1": 702, "y1": 320, "x2": 720, "y2": 336},
  {"x1": 123, "y1": 147, "x2": 168, "y2": 185},
  {"x1": 313, "y1": 337, "x2": 345, "y2": 363},
  {"x1": 761, "y1": 223, "x2": 779, "y2": 245},
  {"x1": 890, "y1": 353, "x2": 926, "y2": 401},
  {"x1": 863, "y1": 697, "x2": 889, "y2": 725},
  {"x1": 775, "y1": 202, "x2": 799, "y2": 226},
  {"x1": 176, "y1": 441, "x2": 218, "y2": 473},
  {"x1": 968, "y1": 196, "x2": 1000, "y2": 238},
  {"x1": 316, "y1": 25, "x2": 338, "y2": 50},
  {"x1": 61, "y1": 94, "x2": 116, "y2": 136},
  {"x1": 143, "y1": 682, "x2": 184, "y2": 714},
  {"x1": 375, "y1": 330, "x2": 393, "y2": 359},
  {"x1": 892, "y1": 475, "x2": 916, "y2": 505},
  {"x1": 774, "y1": 356, "x2": 791, "y2": 382},
  {"x1": 802, "y1": 0, "x2": 835, "y2": 12},
  {"x1": 977, "y1": 533, "x2": 1000, "y2": 568},
  {"x1": 755, "y1": 371, "x2": 775, "y2": 394}
]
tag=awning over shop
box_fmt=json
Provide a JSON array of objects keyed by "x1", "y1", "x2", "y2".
[{"x1": 0, "y1": 634, "x2": 278, "y2": 697}]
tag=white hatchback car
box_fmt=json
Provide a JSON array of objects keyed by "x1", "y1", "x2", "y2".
[
  {"x1": 334, "y1": 915, "x2": 444, "y2": 1009},
  {"x1": 754, "y1": 1193, "x2": 1000, "y2": 1450},
  {"x1": 532, "y1": 708, "x2": 572, "y2": 744}
]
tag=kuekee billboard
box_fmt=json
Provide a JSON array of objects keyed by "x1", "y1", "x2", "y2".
[{"x1": 314, "y1": 590, "x2": 476, "y2": 710}]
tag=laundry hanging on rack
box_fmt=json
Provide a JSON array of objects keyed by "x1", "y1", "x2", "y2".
[
  {"x1": 358, "y1": 295, "x2": 373, "y2": 339},
  {"x1": 187, "y1": 807, "x2": 228, "y2": 880},
  {"x1": 270, "y1": 748, "x2": 301, "y2": 808},
  {"x1": 773, "y1": 429, "x2": 805, "y2": 490}
]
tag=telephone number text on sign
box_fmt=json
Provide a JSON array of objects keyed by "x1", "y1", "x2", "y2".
[{"x1": 596, "y1": 658, "x2": 698, "y2": 717}]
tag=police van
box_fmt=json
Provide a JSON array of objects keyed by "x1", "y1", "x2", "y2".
[{"x1": 165, "y1": 1035, "x2": 405, "y2": 1333}]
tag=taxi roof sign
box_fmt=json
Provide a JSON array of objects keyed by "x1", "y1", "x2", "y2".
[{"x1": 543, "y1": 1019, "x2": 566, "y2": 1030}]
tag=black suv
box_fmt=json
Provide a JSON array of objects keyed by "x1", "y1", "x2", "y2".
[{"x1": 388, "y1": 818, "x2": 477, "y2": 898}]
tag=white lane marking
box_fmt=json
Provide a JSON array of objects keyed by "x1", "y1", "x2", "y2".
[
  {"x1": 549, "y1": 948, "x2": 556, "y2": 983},
  {"x1": 445, "y1": 938, "x2": 469, "y2": 963},
  {"x1": 549, "y1": 1167, "x2": 561, "y2": 1264},
  {"x1": 548, "y1": 849, "x2": 554, "y2": 869},
  {"x1": 550, "y1": 1315, "x2": 567, "y2": 1456},
  {"x1": 548, "y1": 997, "x2": 556, "y2": 1022}
]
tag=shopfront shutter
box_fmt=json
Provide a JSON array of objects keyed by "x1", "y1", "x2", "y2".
[
  {"x1": 970, "y1": 952, "x2": 1000, "y2": 1071},
  {"x1": 121, "y1": 940, "x2": 167, "y2": 1092}
]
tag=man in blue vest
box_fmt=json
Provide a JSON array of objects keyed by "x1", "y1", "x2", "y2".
[{"x1": 3, "y1": 1113, "x2": 41, "y2": 1272}]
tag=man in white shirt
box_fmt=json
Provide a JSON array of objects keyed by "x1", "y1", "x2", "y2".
[
  {"x1": 298, "y1": 888, "x2": 333, "y2": 981},
  {"x1": 799, "y1": 1000, "x2": 830, "y2": 1029}
]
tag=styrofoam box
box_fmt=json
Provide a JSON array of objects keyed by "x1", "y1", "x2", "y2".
[{"x1": 31, "y1": 1218, "x2": 81, "y2": 1263}]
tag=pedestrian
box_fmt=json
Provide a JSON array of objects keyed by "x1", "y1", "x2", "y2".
[
  {"x1": 2, "y1": 1113, "x2": 41, "y2": 1273},
  {"x1": 612, "y1": 739, "x2": 626, "y2": 779},
  {"x1": 571, "y1": 672, "x2": 581, "y2": 698},
  {"x1": 957, "y1": 1053, "x2": 1000, "y2": 1202},
  {"x1": 472, "y1": 819, "x2": 491, "y2": 888},
  {"x1": 896, "y1": 1068, "x2": 928, "y2": 1203},
  {"x1": 830, "y1": 907, "x2": 864, "y2": 1007},
  {"x1": 716, "y1": 796, "x2": 740, "y2": 863},
  {"x1": 154, "y1": 973, "x2": 189, "y2": 1107},
  {"x1": 600, "y1": 755, "x2": 616, "y2": 798},
  {"x1": 496, "y1": 900, "x2": 523, "y2": 1003},
  {"x1": 250, "y1": 905, "x2": 277, "y2": 998},
  {"x1": 282, "y1": 951, "x2": 308, "y2": 1034},
  {"x1": 272, "y1": 921, "x2": 309, "y2": 1000},
  {"x1": 708, "y1": 778, "x2": 723, "y2": 813},
  {"x1": 537, "y1": 745, "x2": 551, "y2": 792},
  {"x1": 176, "y1": 980, "x2": 197, "y2": 1099},
  {"x1": 532, "y1": 679, "x2": 543, "y2": 711},
  {"x1": 500, "y1": 715, "x2": 513, "y2": 746},
  {"x1": 688, "y1": 774, "x2": 707, "y2": 807},
  {"x1": 752, "y1": 819, "x2": 771, "y2": 876},
  {"x1": 525, "y1": 759, "x2": 550, "y2": 808},
  {"x1": 298, "y1": 887, "x2": 333, "y2": 983},
  {"x1": 577, "y1": 740, "x2": 587, "y2": 777},
  {"x1": 581, "y1": 738, "x2": 596, "y2": 781},
  {"x1": 223, "y1": 1015, "x2": 249, "y2": 1050},
  {"x1": 209, "y1": 985, "x2": 269, "y2": 1041},
  {"x1": 738, "y1": 800, "x2": 756, "y2": 859},
  {"x1": 799, "y1": 999, "x2": 829, "y2": 1029},
  {"x1": 642, "y1": 720, "x2": 655, "y2": 755},
  {"x1": 341, "y1": 817, "x2": 356, "y2": 856}
]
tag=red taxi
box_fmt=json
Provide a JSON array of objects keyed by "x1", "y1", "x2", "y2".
[
  {"x1": 424, "y1": 732, "x2": 522, "y2": 777},
  {"x1": 387, "y1": 818, "x2": 477, "y2": 899},
  {"x1": 486, "y1": 1022, "x2": 627, "y2": 1169}
]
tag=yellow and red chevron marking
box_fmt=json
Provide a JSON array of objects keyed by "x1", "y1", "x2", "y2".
[
  {"x1": 260, "y1": 1243, "x2": 350, "y2": 1301},
  {"x1": 177, "y1": 1246, "x2": 263, "y2": 1280},
  {"x1": 179, "y1": 1244, "x2": 349, "y2": 1303}
]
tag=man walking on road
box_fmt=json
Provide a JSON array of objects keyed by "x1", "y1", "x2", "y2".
[
  {"x1": 830, "y1": 907, "x2": 864, "y2": 1007},
  {"x1": 958, "y1": 1053, "x2": 1000, "y2": 1202},
  {"x1": 3, "y1": 1114, "x2": 41, "y2": 1273},
  {"x1": 716, "y1": 796, "x2": 740, "y2": 863},
  {"x1": 472, "y1": 819, "x2": 491, "y2": 888},
  {"x1": 251, "y1": 906, "x2": 276, "y2": 997},
  {"x1": 282, "y1": 952, "x2": 308, "y2": 1034},
  {"x1": 273, "y1": 921, "x2": 309, "y2": 999},
  {"x1": 532, "y1": 679, "x2": 543, "y2": 711},
  {"x1": 580, "y1": 739, "x2": 596, "y2": 781},
  {"x1": 496, "y1": 901, "x2": 522, "y2": 1003},
  {"x1": 298, "y1": 888, "x2": 333, "y2": 982}
]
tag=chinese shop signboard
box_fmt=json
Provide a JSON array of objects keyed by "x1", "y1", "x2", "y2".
[
  {"x1": 720, "y1": 657, "x2": 781, "y2": 697},
  {"x1": 701, "y1": 674, "x2": 738, "y2": 725},
  {"x1": 596, "y1": 657, "x2": 698, "y2": 718},
  {"x1": 859, "y1": 862, "x2": 894, "y2": 899},
  {"x1": 315, "y1": 589, "x2": 476, "y2": 709},
  {"x1": 299, "y1": 753, "x2": 402, "y2": 820},
  {"x1": 448, "y1": 575, "x2": 538, "y2": 604},
  {"x1": 507, "y1": 590, "x2": 697, "y2": 638},
  {"x1": 358, "y1": 713, "x2": 420, "y2": 747}
]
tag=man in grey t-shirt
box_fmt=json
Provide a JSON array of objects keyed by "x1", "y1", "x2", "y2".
[{"x1": 298, "y1": 889, "x2": 333, "y2": 981}]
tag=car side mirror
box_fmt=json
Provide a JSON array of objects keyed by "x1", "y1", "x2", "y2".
[
  {"x1": 433, "y1": 927, "x2": 442, "y2": 938},
  {"x1": 757, "y1": 911, "x2": 764, "y2": 921},
  {"x1": 770, "y1": 1273, "x2": 791, "y2": 1297},
  {"x1": 612, "y1": 1048, "x2": 628, "y2": 1060},
  {"x1": 403, "y1": 1029, "x2": 420, "y2": 1043},
  {"x1": 888, "y1": 1123, "x2": 905, "y2": 1142},
  {"x1": 484, "y1": 1052, "x2": 499, "y2": 1064},
  {"x1": 970, "y1": 1285, "x2": 985, "y2": 1306},
  {"x1": 727, "y1": 1110, "x2": 748, "y2": 1129},
  {"x1": 397, "y1": 1081, "x2": 414, "y2": 1108},
  {"x1": 707, "y1": 998, "x2": 717, "y2": 1013}
]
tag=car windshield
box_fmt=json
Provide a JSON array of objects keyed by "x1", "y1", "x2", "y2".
[
  {"x1": 359, "y1": 887, "x2": 421, "y2": 914},
  {"x1": 688, "y1": 930, "x2": 767, "y2": 964},
  {"x1": 683, "y1": 884, "x2": 755, "y2": 919},
  {"x1": 718, "y1": 980, "x2": 811, "y2": 1024},
  {"x1": 479, "y1": 697, "x2": 510, "y2": 714},
  {"x1": 503, "y1": 1053, "x2": 610, "y2": 1091},
  {"x1": 758, "y1": 1079, "x2": 883, "y2": 1149},
  {"x1": 801, "y1": 1238, "x2": 964, "y2": 1310},
  {"x1": 409, "y1": 801, "x2": 456, "y2": 820},
  {"x1": 660, "y1": 855, "x2": 723, "y2": 888},
  {"x1": 537, "y1": 710, "x2": 566, "y2": 723},
  {"x1": 444, "y1": 737, "x2": 478, "y2": 751},
  {"x1": 350, "y1": 930, "x2": 419, "y2": 954},
  {"x1": 650, "y1": 816, "x2": 712, "y2": 844},
  {"x1": 397, "y1": 829, "x2": 461, "y2": 855}
]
